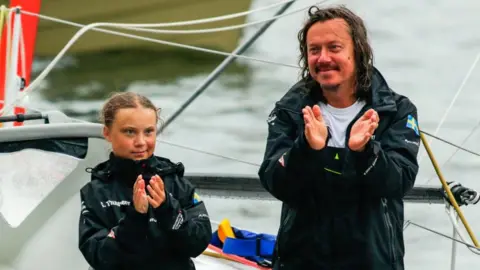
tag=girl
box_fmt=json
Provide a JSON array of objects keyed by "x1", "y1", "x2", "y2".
[{"x1": 78, "y1": 92, "x2": 211, "y2": 270}]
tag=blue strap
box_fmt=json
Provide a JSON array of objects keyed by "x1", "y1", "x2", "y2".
[
  {"x1": 222, "y1": 236, "x2": 276, "y2": 257},
  {"x1": 210, "y1": 227, "x2": 276, "y2": 267},
  {"x1": 221, "y1": 227, "x2": 276, "y2": 258}
]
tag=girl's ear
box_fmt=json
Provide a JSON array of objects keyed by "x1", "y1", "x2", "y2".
[{"x1": 103, "y1": 126, "x2": 112, "y2": 142}]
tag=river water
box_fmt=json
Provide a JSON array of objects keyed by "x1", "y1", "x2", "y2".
[{"x1": 20, "y1": 0, "x2": 480, "y2": 268}]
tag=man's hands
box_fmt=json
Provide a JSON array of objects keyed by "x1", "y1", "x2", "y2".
[
  {"x1": 302, "y1": 105, "x2": 328, "y2": 150},
  {"x1": 348, "y1": 109, "x2": 379, "y2": 152},
  {"x1": 302, "y1": 105, "x2": 379, "y2": 152}
]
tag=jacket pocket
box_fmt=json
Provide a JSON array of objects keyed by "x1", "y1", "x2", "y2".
[{"x1": 381, "y1": 198, "x2": 396, "y2": 263}]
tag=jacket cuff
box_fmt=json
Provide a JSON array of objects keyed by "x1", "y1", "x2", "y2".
[
  {"x1": 124, "y1": 205, "x2": 149, "y2": 229},
  {"x1": 115, "y1": 205, "x2": 149, "y2": 249},
  {"x1": 296, "y1": 128, "x2": 330, "y2": 154},
  {"x1": 154, "y1": 193, "x2": 184, "y2": 231},
  {"x1": 351, "y1": 140, "x2": 380, "y2": 175}
]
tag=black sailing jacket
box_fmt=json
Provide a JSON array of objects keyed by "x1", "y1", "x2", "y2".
[
  {"x1": 78, "y1": 153, "x2": 211, "y2": 270},
  {"x1": 258, "y1": 67, "x2": 421, "y2": 270}
]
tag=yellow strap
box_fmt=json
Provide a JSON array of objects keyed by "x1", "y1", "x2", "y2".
[
  {"x1": 217, "y1": 218, "x2": 235, "y2": 243},
  {"x1": 420, "y1": 132, "x2": 479, "y2": 247}
]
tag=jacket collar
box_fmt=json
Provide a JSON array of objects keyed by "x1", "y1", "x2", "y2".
[
  {"x1": 88, "y1": 153, "x2": 184, "y2": 187},
  {"x1": 369, "y1": 67, "x2": 397, "y2": 113},
  {"x1": 108, "y1": 153, "x2": 159, "y2": 187},
  {"x1": 305, "y1": 66, "x2": 397, "y2": 113}
]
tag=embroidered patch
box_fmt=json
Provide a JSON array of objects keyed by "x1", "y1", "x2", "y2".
[
  {"x1": 193, "y1": 192, "x2": 202, "y2": 205},
  {"x1": 172, "y1": 211, "x2": 184, "y2": 230},
  {"x1": 406, "y1": 114, "x2": 419, "y2": 136}
]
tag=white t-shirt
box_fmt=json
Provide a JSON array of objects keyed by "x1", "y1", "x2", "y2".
[{"x1": 318, "y1": 99, "x2": 366, "y2": 148}]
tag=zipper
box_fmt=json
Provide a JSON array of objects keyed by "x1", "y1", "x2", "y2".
[
  {"x1": 381, "y1": 198, "x2": 396, "y2": 263},
  {"x1": 274, "y1": 210, "x2": 294, "y2": 267},
  {"x1": 276, "y1": 209, "x2": 293, "y2": 256}
]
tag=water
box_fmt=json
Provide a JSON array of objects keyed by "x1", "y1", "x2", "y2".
[{"x1": 13, "y1": 0, "x2": 480, "y2": 268}]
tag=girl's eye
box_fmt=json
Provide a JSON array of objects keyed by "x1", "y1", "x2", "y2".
[{"x1": 124, "y1": 129, "x2": 135, "y2": 135}]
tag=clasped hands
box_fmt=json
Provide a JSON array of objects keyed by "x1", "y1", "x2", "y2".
[
  {"x1": 302, "y1": 105, "x2": 379, "y2": 151},
  {"x1": 133, "y1": 174, "x2": 166, "y2": 214}
]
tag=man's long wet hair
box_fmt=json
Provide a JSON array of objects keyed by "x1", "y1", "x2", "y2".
[{"x1": 298, "y1": 5, "x2": 374, "y2": 101}]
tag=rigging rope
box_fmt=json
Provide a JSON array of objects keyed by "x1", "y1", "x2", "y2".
[
  {"x1": 418, "y1": 53, "x2": 480, "y2": 165},
  {"x1": 66, "y1": 0, "x2": 297, "y2": 29},
  {"x1": 425, "y1": 117, "x2": 480, "y2": 184},
  {"x1": 157, "y1": 138, "x2": 261, "y2": 167},
  {"x1": 446, "y1": 205, "x2": 480, "y2": 255},
  {"x1": 420, "y1": 130, "x2": 480, "y2": 157},
  {"x1": 18, "y1": 1, "x2": 314, "y2": 34},
  {"x1": 55, "y1": 1, "x2": 324, "y2": 35},
  {"x1": 406, "y1": 220, "x2": 480, "y2": 252}
]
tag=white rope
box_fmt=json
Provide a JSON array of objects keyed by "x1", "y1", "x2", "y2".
[
  {"x1": 419, "y1": 53, "x2": 480, "y2": 165},
  {"x1": 69, "y1": 1, "x2": 325, "y2": 35},
  {"x1": 156, "y1": 138, "x2": 260, "y2": 167},
  {"x1": 27, "y1": 15, "x2": 298, "y2": 68},
  {"x1": 425, "y1": 116, "x2": 480, "y2": 185},
  {"x1": 43, "y1": 0, "x2": 297, "y2": 29},
  {"x1": 2, "y1": 8, "x2": 21, "y2": 117},
  {"x1": 16, "y1": 1, "x2": 320, "y2": 36},
  {"x1": 15, "y1": 8, "x2": 301, "y2": 69},
  {"x1": 1, "y1": 7, "x2": 13, "y2": 115},
  {"x1": 4, "y1": 8, "x2": 12, "y2": 94},
  {"x1": 19, "y1": 21, "x2": 26, "y2": 79},
  {"x1": 445, "y1": 204, "x2": 480, "y2": 255}
]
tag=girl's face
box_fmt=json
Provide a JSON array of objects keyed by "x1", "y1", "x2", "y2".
[{"x1": 103, "y1": 107, "x2": 157, "y2": 160}]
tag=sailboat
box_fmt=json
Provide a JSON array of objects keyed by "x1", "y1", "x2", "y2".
[{"x1": 0, "y1": 0, "x2": 479, "y2": 269}]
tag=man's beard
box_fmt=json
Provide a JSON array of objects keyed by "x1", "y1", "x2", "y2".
[
  {"x1": 314, "y1": 65, "x2": 341, "y2": 92},
  {"x1": 320, "y1": 83, "x2": 340, "y2": 92}
]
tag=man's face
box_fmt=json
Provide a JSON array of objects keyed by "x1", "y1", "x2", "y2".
[{"x1": 306, "y1": 18, "x2": 356, "y2": 92}]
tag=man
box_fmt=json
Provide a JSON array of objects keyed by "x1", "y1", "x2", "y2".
[{"x1": 258, "y1": 5, "x2": 420, "y2": 270}]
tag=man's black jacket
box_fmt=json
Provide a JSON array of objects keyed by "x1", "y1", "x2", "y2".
[{"x1": 258, "y1": 68, "x2": 421, "y2": 270}]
